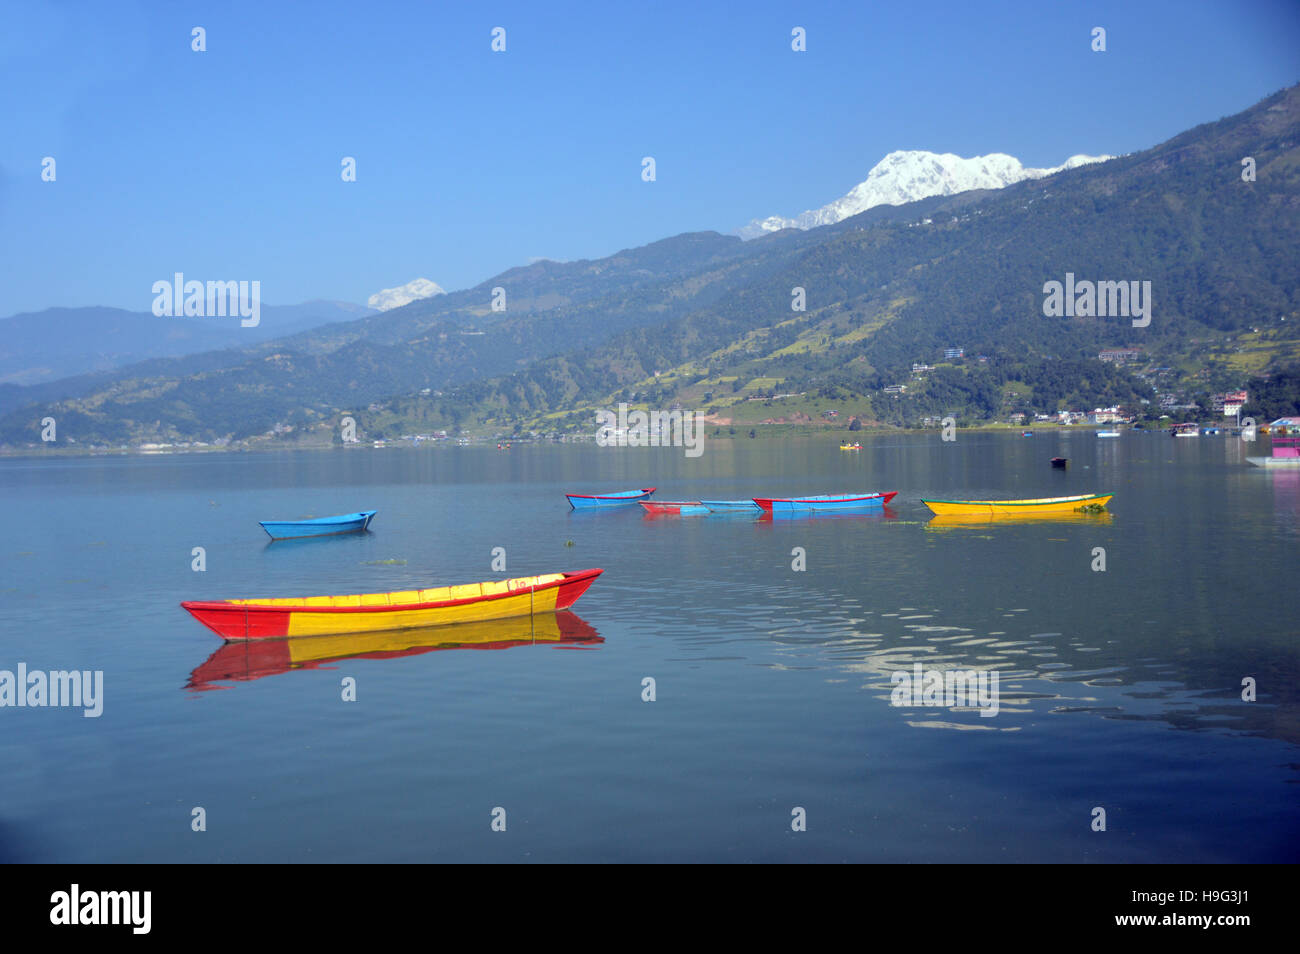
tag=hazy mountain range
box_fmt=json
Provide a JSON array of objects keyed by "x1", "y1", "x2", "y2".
[
  {"x1": 1, "y1": 85, "x2": 1296, "y2": 446},
  {"x1": 0, "y1": 151, "x2": 1114, "y2": 387},
  {"x1": 0, "y1": 300, "x2": 373, "y2": 386}
]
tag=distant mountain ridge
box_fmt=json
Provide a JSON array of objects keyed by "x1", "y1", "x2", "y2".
[
  {"x1": 0, "y1": 300, "x2": 374, "y2": 386},
  {"x1": 738, "y1": 150, "x2": 1114, "y2": 238}
]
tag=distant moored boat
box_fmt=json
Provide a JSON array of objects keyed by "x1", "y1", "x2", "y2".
[
  {"x1": 640, "y1": 500, "x2": 708, "y2": 515},
  {"x1": 921, "y1": 493, "x2": 1112, "y2": 516},
  {"x1": 700, "y1": 499, "x2": 762, "y2": 512},
  {"x1": 753, "y1": 491, "x2": 897, "y2": 513},
  {"x1": 1246, "y1": 434, "x2": 1300, "y2": 467},
  {"x1": 259, "y1": 510, "x2": 377, "y2": 540},
  {"x1": 566, "y1": 488, "x2": 655, "y2": 509}
]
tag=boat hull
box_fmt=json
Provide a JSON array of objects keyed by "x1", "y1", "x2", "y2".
[
  {"x1": 753, "y1": 491, "x2": 898, "y2": 512},
  {"x1": 700, "y1": 499, "x2": 761, "y2": 512},
  {"x1": 640, "y1": 500, "x2": 703, "y2": 513},
  {"x1": 640, "y1": 501, "x2": 708, "y2": 516},
  {"x1": 259, "y1": 510, "x2": 377, "y2": 540},
  {"x1": 1246, "y1": 456, "x2": 1300, "y2": 467},
  {"x1": 182, "y1": 569, "x2": 603, "y2": 641},
  {"x1": 921, "y1": 494, "x2": 1112, "y2": 516},
  {"x1": 566, "y1": 488, "x2": 655, "y2": 509}
]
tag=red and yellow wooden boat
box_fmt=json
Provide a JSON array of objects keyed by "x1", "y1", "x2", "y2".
[{"x1": 182, "y1": 568, "x2": 603, "y2": 641}]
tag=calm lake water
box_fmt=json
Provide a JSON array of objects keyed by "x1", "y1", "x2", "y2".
[{"x1": 1, "y1": 431, "x2": 1297, "y2": 862}]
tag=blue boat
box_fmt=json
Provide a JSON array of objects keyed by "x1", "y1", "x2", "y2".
[
  {"x1": 566, "y1": 487, "x2": 656, "y2": 510},
  {"x1": 259, "y1": 510, "x2": 377, "y2": 540},
  {"x1": 754, "y1": 491, "x2": 897, "y2": 513},
  {"x1": 701, "y1": 499, "x2": 761, "y2": 512}
]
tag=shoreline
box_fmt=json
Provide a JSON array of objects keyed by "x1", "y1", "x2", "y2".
[{"x1": 0, "y1": 421, "x2": 1234, "y2": 461}]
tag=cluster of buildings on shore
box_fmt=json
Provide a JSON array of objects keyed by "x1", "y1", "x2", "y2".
[
  {"x1": 1018, "y1": 408, "x2": 1126, "y2": 425},
  {"x1": 882, "y1": 345, "x2": 1256, "y2": 425},
  {"x1": 138, "y1": 438, "x2": 230, "y2": 451},
  {"x1": 349, "y1": 431, "x2": 450, "y2": 446},
  {"x1": 1099, "y1": 350, "x2": 1251, "y2": 419}
]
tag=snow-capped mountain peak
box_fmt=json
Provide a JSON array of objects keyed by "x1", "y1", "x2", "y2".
[
  {"x1": 367, "y1": 278, "x2": 447, "y2": 311},
  {"x1": 738, "y1": 150, "x2": 1114, "y2": 238}
]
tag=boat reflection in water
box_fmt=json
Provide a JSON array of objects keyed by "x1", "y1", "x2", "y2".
[
  {"x1": 187, "y1": 610, "x2": 601, "y2": 691},
  {"x1": 758, "y1": 505, "x2": 900, "y2": 523},
  {"x1": 1267, "y1": 468, "x2": 1300, "y2": 525},
  {"x1": 925, "y1": 511, "x2": 1114, "y2": 531}
]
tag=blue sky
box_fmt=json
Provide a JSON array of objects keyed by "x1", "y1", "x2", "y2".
[{"x1": 2, "y1": 0, "x2": 1297, "y2": 316}]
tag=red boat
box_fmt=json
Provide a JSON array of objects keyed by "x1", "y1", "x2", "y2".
[
  {"x1": 752, "y1": 491, "x2": 898, "y2": 513},
  {"x1": 182, "y1": 569, "x2": 602, "y2": 641}
]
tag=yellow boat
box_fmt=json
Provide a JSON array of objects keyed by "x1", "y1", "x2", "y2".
[{"x1": 920, "y1": 493, "x2": 1112, "y2": 516}]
